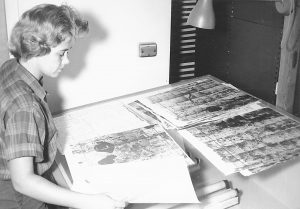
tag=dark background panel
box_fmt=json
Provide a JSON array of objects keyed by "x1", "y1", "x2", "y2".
[
  {"x1": 226, "y1": 17, "x2": 282, "y2": 103},
  {"x1": 232, "y1": 1, "x2": 283, "y2": 27},
  {"x1": 194, "y1": 1, "x2": 283, "y2": 104}
]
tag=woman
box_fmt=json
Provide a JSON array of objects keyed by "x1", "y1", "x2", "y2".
[{"x1": 0, "y1": 4, "x2": 126, "y2": 209}]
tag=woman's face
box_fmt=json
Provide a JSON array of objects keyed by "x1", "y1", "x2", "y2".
[{"x1": 35, "y1": 38, "x2": 74, "y2": 78}]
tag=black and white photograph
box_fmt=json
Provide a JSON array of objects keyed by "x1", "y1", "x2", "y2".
[{"x1": 1, "y1": 0, "x2": 300, "y2": 208}]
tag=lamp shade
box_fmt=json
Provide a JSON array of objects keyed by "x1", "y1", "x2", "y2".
[{"x1": 187, "y1": 0, "x2": 215, "y2": 29}]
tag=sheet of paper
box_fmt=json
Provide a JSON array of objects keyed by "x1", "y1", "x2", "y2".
[
  {"x1": 125, "y1": 76, "x2": 300, "y2": 176},
  {"x1": 64, "y1": 124, "x2": 193, "y2": 167},
  {"x1": 179, "y1": 129, "x2": 238, "y2": 176},
  {"x1": 180, "y1": 105, "x2": 300, "y2": 176},
  {"x1": 54, "y1": 101, "x2": 149, "y2": 153},
  {"x1": 54, "y1": 99, "x2": 198, "y2": 203},
  {"x1": 70, "y1": 157, "x2": 199, "y2": 203},
  {"x1": 133, "y1": 78, "x2": 260, "y2": 129},
  {"x1": 63, "y1": 122, "x2": 196, "y2": 203}
]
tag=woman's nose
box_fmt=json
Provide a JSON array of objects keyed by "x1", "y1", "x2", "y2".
[{"x1": 62, "y1": 52, "x2": 70, "y2": 66}]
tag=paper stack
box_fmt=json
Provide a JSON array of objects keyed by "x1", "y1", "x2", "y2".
[{"x1": 196, "y1": 180, "x2": 239, "y2": 209}]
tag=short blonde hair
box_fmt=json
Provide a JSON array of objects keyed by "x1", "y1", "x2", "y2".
[{"x1": 9, "y1": 4, "x2": 89, "y2": 61}]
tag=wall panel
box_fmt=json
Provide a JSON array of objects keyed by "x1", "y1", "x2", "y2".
[{"x1": 195, "y1": 1, "x2": 283, "y2": 104}]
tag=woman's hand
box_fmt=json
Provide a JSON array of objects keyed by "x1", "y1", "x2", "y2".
[
  {"x1": 8, "y1": 157, "x2": 127, "y2": 209},
  {"x1": 78, "y1": 193, "x2": 127, "y2": 209}
]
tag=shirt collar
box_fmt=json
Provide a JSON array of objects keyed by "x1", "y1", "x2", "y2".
[{"x1": 15, "y1": 59, "x2": 47, "y2": 101}]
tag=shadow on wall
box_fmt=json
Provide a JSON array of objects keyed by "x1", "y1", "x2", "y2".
[{"x1": 44, "y1": 13, "x2": 107, "y2": 115}]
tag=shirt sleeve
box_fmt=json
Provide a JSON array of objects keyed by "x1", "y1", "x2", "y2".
[{"x1": 4, "y1": 106, "x2": 46, "y2": 163}]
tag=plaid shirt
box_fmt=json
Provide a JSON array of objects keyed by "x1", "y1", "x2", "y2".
[{"x1": 0, "y1": 59, "x2": 57, "y2": 180}]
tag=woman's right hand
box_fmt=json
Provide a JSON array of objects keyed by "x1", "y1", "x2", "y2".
[{"x1": 78, "y1": 193, "x2": 127, "y2": 209}]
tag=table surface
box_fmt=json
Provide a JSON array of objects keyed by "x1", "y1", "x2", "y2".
[{"x1": 52, "y1": 75, "x2": 300, "y2": 209}]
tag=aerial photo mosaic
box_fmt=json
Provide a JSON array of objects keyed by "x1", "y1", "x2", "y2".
[{"x1": 132, "y1": 76, "x2": 300, "y2": 175}]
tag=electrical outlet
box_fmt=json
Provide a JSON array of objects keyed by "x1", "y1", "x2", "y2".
[{"x1": 139, "y1": 42, "x2": 157, "y2": 57}]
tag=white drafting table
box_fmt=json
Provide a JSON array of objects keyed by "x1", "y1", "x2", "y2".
[{"x1": 52, "y1": 75, "x2": 300, "y2": 209}]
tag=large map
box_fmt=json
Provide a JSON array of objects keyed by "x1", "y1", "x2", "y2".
[
  {"x1": 138, "y1": 78, "x2": 260, "y2": 128},
  {"x1": 130, "y1": 76, "x2": 300, "y2": 176},
  {"x1": 55, "y1": 103, "x2": 198, "y2": 203},
  {"x1": 180, "y1": 107, "x2": 300, "y2": 176},
  {"x1": 66, "y1": 124, "x2": 193, "y2": 167}
]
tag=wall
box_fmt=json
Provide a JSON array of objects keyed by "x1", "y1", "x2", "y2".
[
  {"x1": 5, "y1": 0, "x2": 171, "y2": 114},
  {"x1": 0, "y1": 0, "x2": 8, "y2": 65}
]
